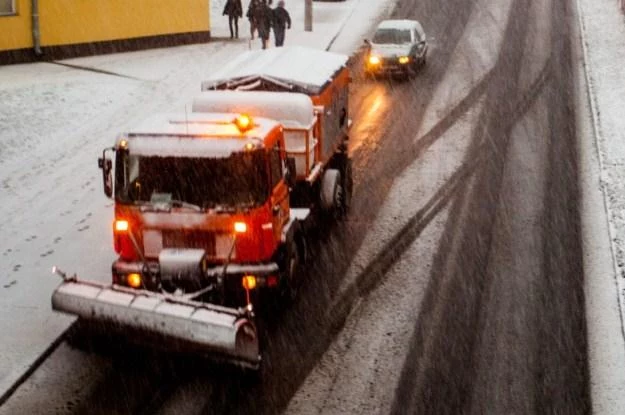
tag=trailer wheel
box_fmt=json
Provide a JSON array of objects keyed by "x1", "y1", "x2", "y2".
[
  {"x1": 341, "y1": 158, "x2": 353, "y2": 217},
  {"x1": 320, "y1": 168, "x2": 345, "y2": 218}
]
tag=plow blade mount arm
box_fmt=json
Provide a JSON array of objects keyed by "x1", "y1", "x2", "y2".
[{"x1": 52, "y1": 279, "x2": 260, "y2": 369}]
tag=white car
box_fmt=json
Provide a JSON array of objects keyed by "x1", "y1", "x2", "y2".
[{"x1": 364, "y1": 19, "x2": 428, "y2": 77}]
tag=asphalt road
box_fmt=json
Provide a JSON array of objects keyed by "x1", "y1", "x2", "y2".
[
  {"x1": 384, "y1": 0, "x2": 590, "y2": 412},
  {"x1": 0, "y1": 0, "x2": 591, "y2": 413}
]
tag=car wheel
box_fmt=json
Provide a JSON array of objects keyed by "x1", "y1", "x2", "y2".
[{"x1": 411, "y1": 59, "x2": 420, "y2": 74}]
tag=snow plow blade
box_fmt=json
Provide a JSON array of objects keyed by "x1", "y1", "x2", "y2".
[{"x1": 51, "y1": 279, "x2": 260, "y2": 369}]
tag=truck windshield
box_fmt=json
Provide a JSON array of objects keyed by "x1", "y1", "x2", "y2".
[
  {"x1": 114, "y1": 149, "x2": 269, "y2": 209},
  {"x1": 372, "y1": 28, "x2": 412, "y2": 44}
]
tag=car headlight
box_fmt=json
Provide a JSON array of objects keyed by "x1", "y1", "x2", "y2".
[
  {"x1": 368, "y1": 55, "x2": 381, "y2": 65},
  {"x1": 398, "y1": 56, "x2": 410, "y2": 64}
]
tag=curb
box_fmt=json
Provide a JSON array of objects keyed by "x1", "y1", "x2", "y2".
[
  {"x1": 0, "y1": 330, "x2": 68, "y2": 406},
  {"x1": 325, "y1": 0, "x2": 367, "y2": 51}
]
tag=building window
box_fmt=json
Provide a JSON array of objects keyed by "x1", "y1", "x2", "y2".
[{"x1": 0, "y1": 0, "x2": 16, "y2": 16}]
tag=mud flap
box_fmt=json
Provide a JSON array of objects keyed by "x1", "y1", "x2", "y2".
[{"x1": 51, "y1": 279, "x2": 260, "y2": 369}]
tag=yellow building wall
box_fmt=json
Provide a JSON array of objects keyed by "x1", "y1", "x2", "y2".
[
  {"x1": 0, "y1": 0, "x2": 210, "y2": 52},
  {"x1": 0, "y1": 0, "x2": 33, "y2": 51},
  {"x1": 40, "y1": 0, "x2": 210, "y2": 46}
]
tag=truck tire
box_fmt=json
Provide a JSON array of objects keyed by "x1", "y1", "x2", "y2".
[
  {"x1": 280, "y1": 240, "x2": 301, "y2": 304},
  {"x1": 341, "y1": 158, "x2": 353, "y2": 216},
  {"x1": 320, "y1": 168, "x2": 345, "y2": 217}
]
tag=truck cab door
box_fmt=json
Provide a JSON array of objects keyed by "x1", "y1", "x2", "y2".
[{"x1": 269, "y1": 142, "x2": 290, "y2": 242}]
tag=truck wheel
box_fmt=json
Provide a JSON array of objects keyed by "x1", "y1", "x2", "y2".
[
  {"x1": 320, "y1": 168, "x2": 345, "y2": 217},
  {"x1": 341, "y1": 158, "x2": 353, "y2": 217},
  {"x1": 280, "y1": 241, "x2": 301, "y2": 304}
]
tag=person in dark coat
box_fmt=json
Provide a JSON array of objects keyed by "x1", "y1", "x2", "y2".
[
  {"x1": 246, "y1": 0, "x2": 261, "y2": 39},
  {"x1": 223, "y1": 0, "x2": 243, "y2": 39},
  {"x1": 255, "y1": 0, "x2": 274, "y2": 49},
  {"x1": 272, "y1": 1, "x2": 291, "y2": 47}
]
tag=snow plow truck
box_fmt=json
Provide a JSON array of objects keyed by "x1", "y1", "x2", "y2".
[{"x1": 51, "y1": 46, "x2": 352, "y2": 370}]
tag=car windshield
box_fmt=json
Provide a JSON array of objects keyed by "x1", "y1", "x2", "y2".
[
  {"x1": 114, "y1": 149, "x2": 269, "y2": 209},
  {"x1": 372, "y1": 28, "x2": 412, "y2": 44}
]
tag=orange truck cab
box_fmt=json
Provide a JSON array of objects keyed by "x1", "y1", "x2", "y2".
[{"x1": 101, "y1": 111, "x2": 307, "y2": 307}]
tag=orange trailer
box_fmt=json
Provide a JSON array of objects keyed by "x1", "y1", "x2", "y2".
[{"x1": 199, "y1": 46, "x2": 353, "y2": 214}]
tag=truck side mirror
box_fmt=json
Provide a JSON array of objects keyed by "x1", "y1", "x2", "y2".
[
  {"x1": 285, "y1": 157, "x2": 296, "y2": 188},
  {"x1": 98, "y1": 148, "x2": 114, "y2": 198}
]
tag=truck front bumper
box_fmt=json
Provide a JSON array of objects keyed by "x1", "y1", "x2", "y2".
[{"x1": 112, "y1": 260, "x2": 281, "y2": 289}]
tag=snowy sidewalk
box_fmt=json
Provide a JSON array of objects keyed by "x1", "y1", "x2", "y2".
[
  {"x1": 0, "y1": 0, "x2": 396, "y2": 402},
  {"x1": 575, "y1": 0, "x2": 625, "y2": 413}
]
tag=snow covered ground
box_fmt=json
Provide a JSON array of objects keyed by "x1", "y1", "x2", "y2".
[
  {"x1": 1, "y1": 0, "x2": 625, "y2": 412},
  {"x1": 575, "y1": 0, "x2": 625, "y2": 412},
  {"x1": 0, "y1": 0, "x2": 396, "y2": 399}
]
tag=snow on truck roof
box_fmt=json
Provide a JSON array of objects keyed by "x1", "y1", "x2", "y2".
[
  {"x1": 119, "y1": 112, "x2": 281, "y2": 158},
  {"x1": 192, "y1": 90, "x2": 315, "y2": 129},
  {"x1": 201, "y1": 46, "x2": 349, "y2": 94}
]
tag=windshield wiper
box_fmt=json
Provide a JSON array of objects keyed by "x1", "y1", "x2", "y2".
[
  {"x1": 208, "y1": 204, "x2": 236, "y2": 213},
  {"x1": 170, "y1": 200, "x2": 203, "y2": 212},
  {"x1": 205, "y1": 203, "x2": 255, "y2": 213},
  {"x1": 125, "y1": 199, "x2": 203, "y2": 212}
]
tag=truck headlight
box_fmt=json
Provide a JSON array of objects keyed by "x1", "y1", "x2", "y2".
[{"x1": 234, "y1": 221, "x2": 247, "y2": 233}]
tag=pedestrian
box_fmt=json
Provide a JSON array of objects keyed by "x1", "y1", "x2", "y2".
[
  {"x1": 246, "y1": 0, "x2": 260, "y2": 39},
  {"x1": 254, "y1": 0, "x2": 274, "y2": 49},
  {"x1": 272, "y1": 0, "x2": 291, "y2": 47},
  {"x1": 223, "y1": 0, "x2": 243, "y2": 39}
]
